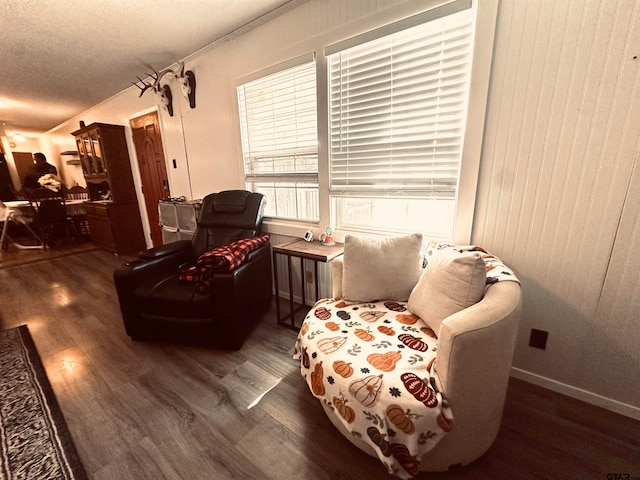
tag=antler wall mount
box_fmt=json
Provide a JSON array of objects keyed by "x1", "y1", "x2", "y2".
[
  {"x1": 132, "y1": 62, "x2": 196, "y2": 116},
  {"x1": 175, "y1": 62, "x2": 196, "y2": 108},
  {"x1": 133, "y1": 65, "x2": 175, "y2": 116}
]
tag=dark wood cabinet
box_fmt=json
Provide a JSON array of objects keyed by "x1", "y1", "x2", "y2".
[{"x1": 72, "y1": 123, "x2": 146, "y2": 254}]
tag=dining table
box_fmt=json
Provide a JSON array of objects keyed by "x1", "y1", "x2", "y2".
[{"x1": 0, "y1": 199, "x2": 86, "y2": 251}]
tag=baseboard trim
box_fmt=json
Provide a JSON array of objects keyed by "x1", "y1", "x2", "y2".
[
  {"x1": 274, "y1": 290, "x2": 314, "y2": 307},
  {"x1": 511, "y1": 367, "x2": 640, "y2": 421}
]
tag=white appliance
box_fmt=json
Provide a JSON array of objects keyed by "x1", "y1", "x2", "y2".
[{"x1": 158, "y1": 199, "x2": 202, "y2": 244}]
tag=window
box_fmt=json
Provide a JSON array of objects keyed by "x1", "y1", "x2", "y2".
[
  {"x1": 237, "y1": 62, "x2": 318, "y2": 222},
  {"x1": 235, "y1": 1, "x2": 496, "y2": 240},
  {"x1": 327, "y1": 2, "x2": 477, "y2": 239}
]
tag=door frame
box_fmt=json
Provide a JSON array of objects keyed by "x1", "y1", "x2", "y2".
[{"x1": 128, "y1": 107, "x2": 170, "y2": 248}]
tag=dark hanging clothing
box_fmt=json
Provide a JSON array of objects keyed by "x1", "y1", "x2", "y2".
[{"x1": 23, "y1": 162, "x2": 58, "y2": 189}]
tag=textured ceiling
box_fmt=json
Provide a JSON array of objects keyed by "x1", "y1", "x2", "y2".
[{"x1": 0, "y1": 0, "x2": 298, "y2": 137}]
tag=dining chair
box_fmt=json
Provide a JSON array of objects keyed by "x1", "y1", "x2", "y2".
[
  {"x1": 26, "y1": 188, "x2": 71, "y2": 247},
  {"x1": 64, "y1": 185, "x2": 89, "y2": 200},
  {"x1": 0, "y1": 200, "x2": 45, "y2": 253},
  {"x1": 64, "y1": 185, "x2": 90, "y2": 239}
]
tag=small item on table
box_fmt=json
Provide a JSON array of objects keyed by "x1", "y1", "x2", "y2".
[{"x1": 320, "y1": 226, "x2": 335, "y2": 246}]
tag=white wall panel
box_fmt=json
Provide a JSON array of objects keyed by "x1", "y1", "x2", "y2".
[
  {"x1": 588, "y1": 156, "x2": 640, "y2": 407},
  {"x1": 474, "y1": 0, "x2": 640, "y2": 415}
]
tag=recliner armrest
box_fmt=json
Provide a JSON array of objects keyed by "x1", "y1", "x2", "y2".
[
  {"x1": 115, "y1": 246, "x2": 194, "y2": 288},
  {"x1": 113, "y1": 244, "x2": 196, "y2": 341},
  {"x1": 206, "y1": 241, "x2": 270, "y2": 287},
  {"x1": 243, "y1": 241, "x2": 269, "y2": 264},
  {"x1": 208, "y1": 241, "x2": 272, "y2": 348},
  {"x1": 138, "y1": 240, "x2": 192, "y2": 260}
]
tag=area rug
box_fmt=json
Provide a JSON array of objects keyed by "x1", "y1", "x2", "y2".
[{"x1": 0, "y1": 325, "x2": 88, "y2": 480}]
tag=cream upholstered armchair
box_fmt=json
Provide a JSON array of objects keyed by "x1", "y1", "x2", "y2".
[{"x1": 294, "y1": 234, "x2": 521, "y2": 477}]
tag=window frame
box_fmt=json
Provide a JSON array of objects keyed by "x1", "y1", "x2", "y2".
[
  {"x1": 322, "y1": 0, "x2": 497, "y2": 243},
  {"x1": 236, "y1": 55, "x2": 320, "y2": 224},
  {"x1": 234, "y1": 0, "x2": 498, "y2": 243}
]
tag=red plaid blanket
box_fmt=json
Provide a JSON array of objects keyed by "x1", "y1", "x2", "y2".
[{"x1": 179, "y1": 234, "x2": 269, "y2": 293}]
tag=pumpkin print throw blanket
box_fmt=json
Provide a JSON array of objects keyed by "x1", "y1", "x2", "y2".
[{"x1": 294, "y1": 298, "x2": 453, "y2": 479}]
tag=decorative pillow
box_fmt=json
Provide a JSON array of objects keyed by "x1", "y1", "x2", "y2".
[
  {"x1": 342, "y1": 233, "x2": 423, "y2": 302},
  {"x1": 407, "y1": 247, "x2": 486, "y2": 334},
  {"x1": 179, "y1": 234, "x2": 269, "y2": 292}
]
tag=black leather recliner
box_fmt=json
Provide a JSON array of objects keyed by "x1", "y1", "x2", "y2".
[{"x1": 113, "y1": 190, "x2": 272, "y2": 349}]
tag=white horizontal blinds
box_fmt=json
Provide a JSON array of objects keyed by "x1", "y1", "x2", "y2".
[
  {"x1": 329, "y1": 7, "x2": 473, "y2": 199},
  {"x1": 238, "y1": 62, "x2": 317, "y2": 182}
]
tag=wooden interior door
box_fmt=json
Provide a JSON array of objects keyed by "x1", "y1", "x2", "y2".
[
  {"x1": 12, "y1": 152, "x2": 34, "y2": 188},
  {"x1": 130, "y1": 112, "x2": 170, "y2": 247}
]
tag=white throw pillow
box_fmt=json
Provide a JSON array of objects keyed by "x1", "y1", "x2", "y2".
[
  {"x1": 342, "y1": 233, "x2": 423, "y2": 302},
  {"x1": 407, "y1": 247, "x2": 486, "y2": 334}
]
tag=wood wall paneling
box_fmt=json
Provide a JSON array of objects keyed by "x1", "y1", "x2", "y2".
[{"x1": 474, "y1": 0, "x2": 640, "y2": 415}]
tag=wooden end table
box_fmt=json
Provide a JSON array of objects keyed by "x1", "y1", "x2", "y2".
[{"x1": 272, "y1": 239, "x2": 344, "y2": 329}]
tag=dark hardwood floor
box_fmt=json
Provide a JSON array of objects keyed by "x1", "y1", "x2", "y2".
[
  {"x1": 0, "y1": 236, "x2": 98, "y2": 269},
  {"x1": 0, "y1": 249, "x2": 638, "y2": 479}
]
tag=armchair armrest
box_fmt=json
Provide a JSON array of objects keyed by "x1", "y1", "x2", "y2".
[
  {"x1": 208, "y1": 242, "x2": 273, "y2": 348},
  {"x1": 208, "y1": 241, "x2": 271, "y2": 290},
  {"x1": 113, "y1": 242, "x2": 195, "y2": 340},
  {"x1": 138, "y1": 240, "x2": 192, "y2": 260},
  {"x1": 426, "y1": 281, "x2": 521, "y2": 469},
  {"x1": 114, "y1": 243, "x2": 194, "y2": 309},
  {"x1": 331, "y1": 257, "x2": 344, "y2": 299}
]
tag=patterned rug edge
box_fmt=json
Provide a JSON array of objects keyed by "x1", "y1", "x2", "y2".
[{"x1": 2, "y1": 325, "x2": 88, "y2": 480}]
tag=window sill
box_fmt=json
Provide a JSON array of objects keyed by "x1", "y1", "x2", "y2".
[
  {"x1": 263, "y1": 218, "x2": 318, "y2": 240},
  {"x1": 263, "y1": 218, "x2": 455, "y2": 246}
]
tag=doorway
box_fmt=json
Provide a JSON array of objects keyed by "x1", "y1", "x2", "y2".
[
  {"x1": 12, "y1": 152, "x2": 34, "y2": 188},
  {"x1": 130, "y1": 112, "x2": 170, "y2": 247}
]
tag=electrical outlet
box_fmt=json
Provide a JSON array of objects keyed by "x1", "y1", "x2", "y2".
[
  {"x1": 305, "y1": 271, "x2": 313, "y2": 283},
  {"x1": 529, "y1": 329, "x2": 548, "y2": 350}
]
